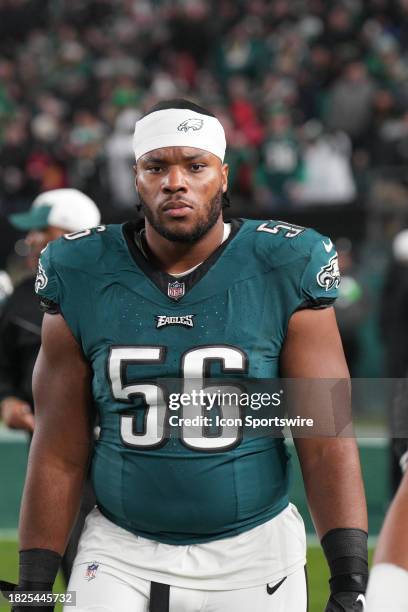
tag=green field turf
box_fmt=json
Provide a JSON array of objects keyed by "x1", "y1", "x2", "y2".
[{"x1": 0, "y1": 541, "x2": 373, "y2": 611}]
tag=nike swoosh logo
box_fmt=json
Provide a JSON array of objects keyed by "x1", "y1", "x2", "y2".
[
  {"x1": 266, "y1": 576, "x2": 287, "y2": 595},
  {"x1": 356, "y1": 594, "x2": 366, "y2": 609},
  {"x1": 323, "y1": 239, "x2": 333, "y2": 253}
]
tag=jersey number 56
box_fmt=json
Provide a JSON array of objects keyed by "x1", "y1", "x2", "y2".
[{"x1": 108, "y1": 345, "x2": 247, "y2": 452}]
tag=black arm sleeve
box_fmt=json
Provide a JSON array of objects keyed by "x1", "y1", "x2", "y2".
[{"x1": 38, "y1": 297, "x2": 60, "y2": 315}]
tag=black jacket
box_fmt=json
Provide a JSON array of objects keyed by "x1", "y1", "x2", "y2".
[{"x1": 0, "y1": 276, "x2": 42, "y2": 407}]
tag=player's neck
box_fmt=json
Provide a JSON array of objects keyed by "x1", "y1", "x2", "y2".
[{"x1": 144, "y1": 218, "x2": 225, "y2": 274}]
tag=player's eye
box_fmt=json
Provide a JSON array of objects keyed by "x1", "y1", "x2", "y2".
[
  {"x1": 191, "y1": 163, "x2": 206, "y2": 172},
  {"x1": 147, "y1": 166, "x2": 164, "y2": 173}
]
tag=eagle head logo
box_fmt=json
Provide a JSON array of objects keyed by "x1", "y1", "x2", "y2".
[
  {"x1": 177, "y1": 118, "x2": 204, "y2": 132},
  {"x1": 35, "y1": 260, "x2": 49, "y2": 293},
  {"x1": 316, "y1": 254, "x2": 341, "y2": 291}
]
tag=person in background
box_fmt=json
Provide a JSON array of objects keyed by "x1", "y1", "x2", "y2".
[
  {"x1": 255, "y1": 107, "x2": 304, "y2": 209},
  {"x1": 368, "y1": 303, "x2": 408, "y2": 610},
  {"x1": 380, "y1": 229, "x2": 408, "y2": 380},
  {"x1": 105, "y1": 108, "x2": 141, "y2": 210},
  {"x1": 365, "y1": 470, "x2": 408, "y2": 612},
  {"x1": 380, "y1": 228, "x2": 408, "y2": 494},
  {"x1": 0, "y1": 188, "x2": 101, "y2": 581}
]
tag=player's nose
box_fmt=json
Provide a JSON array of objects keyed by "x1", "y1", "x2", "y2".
[{"x1": 162, "y1": 165, "x2": 187, "y2": 193}]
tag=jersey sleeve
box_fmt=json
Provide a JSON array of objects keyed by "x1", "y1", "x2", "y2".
[
  {"x1": 34, "y1": 244, "x2": 61, "y2": 314},
  {"x1": 299, "y1": 237, "x2": 340, "y2": 308}
]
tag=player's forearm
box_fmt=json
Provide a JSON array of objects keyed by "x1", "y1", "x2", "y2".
[
  {"x1": 296, "y1": 437, "x2": 367, "y2": 538},
  {"x1": 373, "y1": 470, "x2": 408, "y2": 571},
  {"x1": 19, "y1": 438, "x2": 88, "y2": 553}
]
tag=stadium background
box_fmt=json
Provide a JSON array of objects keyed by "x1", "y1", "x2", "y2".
[{"x1": 1, "y1": 0, "x2": 407, "y2": 609}]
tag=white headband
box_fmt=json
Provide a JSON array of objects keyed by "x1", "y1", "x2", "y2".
[{"x1": 133, "y1": 108, "x2": 226, "y2": 162}]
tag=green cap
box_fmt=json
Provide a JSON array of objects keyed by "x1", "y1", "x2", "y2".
[
  {"x1": 8, "y1": 189, "x2": 101, "y2": 233},
  {"x1": 9, "y1": 205, "x2": 52, "y2": 231}
]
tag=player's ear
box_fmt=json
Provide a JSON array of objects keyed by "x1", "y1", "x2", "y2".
[
  {"x1": 133, "y1": 164, "x2": 138, "y2": 191},
  {"x1": 221, "y1": 163, "x2": 229, "y2": 194}
]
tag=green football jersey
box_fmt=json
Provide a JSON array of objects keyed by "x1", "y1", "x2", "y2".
[{"x1": 35, "y1": 218, "x2": 339, "y2": 545}]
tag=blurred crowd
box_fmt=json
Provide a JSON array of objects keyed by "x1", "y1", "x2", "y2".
[
  {"x1": 3, "y1": 0, "x2": 408, "y2": 379},
  {"x1": 1, "y1": 0, "x2": 408, "y2": 219}
]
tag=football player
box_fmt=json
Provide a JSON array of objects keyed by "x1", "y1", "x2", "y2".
[{"x1": 1, "y1": 100, "x2": 368, "y2": 612}]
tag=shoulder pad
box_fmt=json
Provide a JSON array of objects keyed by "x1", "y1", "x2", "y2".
[
  {"x1": 51, "y1": 225, "x2": 109, "y2": 266},
  {"x1": 240, "y1": 218, "x2": 340, "y2": 307},
  {"x1": 240, "y1": 219, "x2": 323, "y2": 267}
]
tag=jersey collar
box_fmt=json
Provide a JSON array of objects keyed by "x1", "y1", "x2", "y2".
[{"x1": 121, "y1": 218, "x2": 242, "y2": 302}]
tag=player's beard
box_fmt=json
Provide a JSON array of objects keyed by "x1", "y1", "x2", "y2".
[{"x1": 139, "y1": 189, "x2": 223, "y2": 243}]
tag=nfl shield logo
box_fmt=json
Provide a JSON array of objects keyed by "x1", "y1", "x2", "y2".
[
  {"x1": 167, "y1": 280, "x2": 185, "y2": 300},
  {"x1": 85, "y1": 562, "x2": 99, "y2": 581}
]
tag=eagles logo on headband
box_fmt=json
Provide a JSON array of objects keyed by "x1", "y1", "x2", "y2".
[{"x1": 133, "y1": 108, "x2": 227, "y2": 162}]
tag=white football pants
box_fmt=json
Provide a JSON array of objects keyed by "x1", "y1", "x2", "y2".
[{"x1": 66, "y1": 565, "x2": 307, "y2": 612}]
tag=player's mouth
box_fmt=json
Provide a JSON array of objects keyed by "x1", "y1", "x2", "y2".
[{"x1": 162, "y1": 200, "x2": 193, "y2": 218}]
